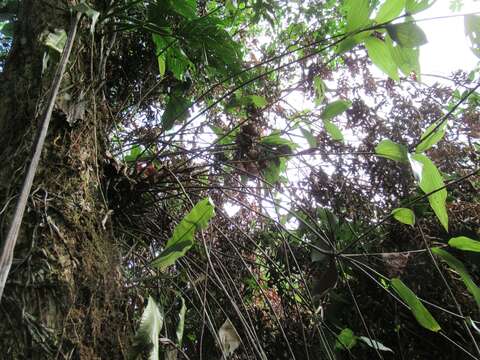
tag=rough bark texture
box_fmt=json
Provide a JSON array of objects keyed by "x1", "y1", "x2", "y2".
[{"x1": 0, "y1": 1, "x2": 130, "y2": 358}]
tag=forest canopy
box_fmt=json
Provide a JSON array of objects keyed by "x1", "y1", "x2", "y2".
[{"x1": 0, "y1": 0, "x2": 479, "y2": 359}]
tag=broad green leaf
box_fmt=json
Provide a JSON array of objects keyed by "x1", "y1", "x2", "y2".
[
  {"x1": 343, "y1": 0, "x2": 372, "y2": 32},
  {"x1": 152, "y1": 33, "x2": 167, "y2": 76},
  {"x1": 124, "y1": 145, "x2": 145, "y2": 163},
  {"x1": 448, "y1": 236, "x2": 480, "y2": 252},
  {"x1": 152, "y1": 34, "x2": 192, "y2": 79},
  {"x1": 465, "y1": 15, "x2": 480, "y2": 58},
  {"x1": 250, "y1": 95, "x2": 267, "y2": 108},
  {"x1": 171, "y1": 0, "x2": 197, "y2": 19},
  {"x1": 323, "y1": 119, "x2": 344, "y2": 141},
  {"x1": 301, "y1": 128, "x2": 318, "y2": 148},
  {"x1": 151, "y1": 198, "x2": 215, "y2": 269},
  {"x1": 161, "y1": 96, "x2": 191, "y2": 131},
  {"x1": 166, "y1": 45, "x2": 194, "y2": 80},
  {"x1": 364, "y1": 37, "x2": 399, "y2": 81},
  {"x1": 313, "y1": 76, "x2": 326, "y2": 104},
  {"x1": 218, "y1": 319, "x2": 241, "y2": 357},
  {"x1": 375, "y1": 0, "x2": 405, "y2": 24},
  {"x1": 431, "y1": 247, "x2": 480, "y2": 308},
  {"x1": 152, "y1": 32, "x2": 194, "y2": 80},
  {"x1": 158, "y1": 55, "x2": 166, "y2": 76},
  {"x1": 408, "y1": 154, "x2": 448, "y2": 231},
  {"x1": 375, "y1": 139, "x2": 408, "y2": 162},
  {"x1": 263, "y1": 158, "x2": 287, "y2": 184},
  {"x1": 358, "y1": 336, "x2": 394, "y2": 352},
  {"x1": 180, "y1": 16, "x2": 242, "y2": 77},
  {"x1": 388, "y1": 36, "x2": 421, "y2": 77},
  {"x1": 129, "y1": 296, "x2": 164, "y2": 360},
  {"x1": 321, "y1": 100, "x2": 352, "y2": 119},
  {"x1": 392, "y1": 208, "x2": 415, "y2": 226},
  {"x1": 336, "y1": 31, "x2": 373, "y2": 54},
  {"x1": 406, "y1": 0, "x2": 436, "y2": 14},
  {"x1": 336, "y1": 36, "x2": 360, "y2": 54},
  {"x1": 391, "y1": 278, "x2": 441, "y2": 332},
  {"x1": 387, "y1": 22, "x2": 428, "y2": 47},
  {"x1": 415, "y1": 121, "x2": 447, "y2": 153},
  {"x1": 260, "y1": 132, "x2": 297, "y2": 150},
  {"x1": 45, "y1": 29, "x2": 67, "y2": 53},
  {"x1": 335, "y1": 328, "x2": 357, "y2": 350}
]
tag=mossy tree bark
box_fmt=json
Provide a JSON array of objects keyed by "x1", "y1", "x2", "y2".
[{"x1": 0, "y1": 1, "x2": 129, "y2": 358}]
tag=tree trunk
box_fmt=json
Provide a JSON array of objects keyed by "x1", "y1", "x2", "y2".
[{"x1": 0, "y1": 1, "x2": 129, "y2": 358}]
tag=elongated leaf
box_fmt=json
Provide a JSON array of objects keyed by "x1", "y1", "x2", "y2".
[
  {"x1": 358, "y1": 336, "x2": 394, "y2": 352},
  {"x1": 364, "y1": 37, "x2": 399, "y2": 81},
  {"x1": 321, "y1": 100, "x2": 352, "y2": 119},
  {"x1": 166, "y1": 296, "x2": 187, "y2": 360},
  {"x1": 130, "y1": 297, "x2": 164, "y2": 360},
  {"x1": 448, "y1": 236, "x2": 480, "y2": 252},
  {"x1": 375, "y1": 139, "x2": 408, "y2": 162},
  {"x1": 335, "y1": 328, "x2": 357, "y2": 351},
  {"x1": 387, "y1": 22, "x2": 428, "y2": 48},
  {"x1": 323, "y1": 119, "x2": 344, "y2": 141},
  {"x1": 408, "y1": 154, "x2": 448, "y2": 231},
  {"x1": 391, "y1": 278, "x2": 441, "y2": 332},
  {"x1": 152, "y1": 34, "x2": 168, "y2": 76},
  {"x1": 313, "y1": 76, "x2": 326, "y2": 104},
  {"x1": 218, "y1": 319, "x2": 241, "y2": 357},
  {"x1": 406, "y1": 0, "x2": 435, "y2": 14},
  {"x1": 151, "y1": 198, "x2": 215, "y2": 270},
  {"x1": 152, "y1": 32, "x2": 194, "y2": 81},
  {"x1": 416, "y1": 121, "x2": 446, "y2": 153},
  {"x1": 388, "y1": 36, "x2": 420, "y2": 77},
  {"x1": 176, "y1": 297, "x2": 187, "y2": 346},
  {"x1": 431, "y1": 247, "x2": 480, "y2": 308},
  {"x1": 167, "y1": 45, "x2": 194, "y2": 81},
  {"x1": 158, "y1": 55, "x2": 166, "y2": 76},
  {"x1": 260, "y1": 132, "x2": 297, "y2": 149},
  {"x1": 375, "y1": 0, "x2": 405, "y2": 23},
  {"x1": 337, "y1": 37, "x2": 357, "y2": 54},
  {"x1": 392, "y1": 208, "x2": 415, "y2": 226}
]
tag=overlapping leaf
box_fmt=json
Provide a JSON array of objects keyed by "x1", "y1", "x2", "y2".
[
  {"x1": 375, "y1": 139, "x2": 408, "y2": 162},
  {"x1": 151, "y1": 198, "x2": 215, "y2": 270},
  {"x1": 431, "y1": 247, "x2": 480, "y2": 308},
  {"x1": 408, "y1": 154, "x2": 448, "y2": 231},
  {"x1": 129, "y1": 297, "x2": 164, "y2": 360},
  {"x1": 391, "y1": 278, "x2": 441, "y2": 332}
]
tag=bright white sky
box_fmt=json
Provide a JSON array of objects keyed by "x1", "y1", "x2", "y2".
[
  {"x1": 419, "y1": 0, "x2": 479, "y2": 79},
  {"x1": 222, "y1": 0, "x2": 480, "y2": 218}
]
